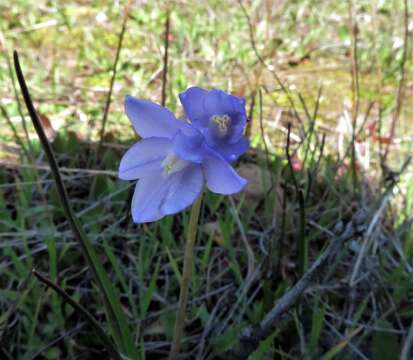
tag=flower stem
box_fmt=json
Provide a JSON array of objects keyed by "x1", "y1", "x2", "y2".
[{"x1": 168, "y1": 193, "x2": 203, "y2": 360}]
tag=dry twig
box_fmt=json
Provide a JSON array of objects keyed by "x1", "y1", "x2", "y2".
[
  {"x1": 96, "y1": 0, "x2": 132, "y2": 159},
  {"x1": 226, "y1": 220, "x2": 356, "y2": 359}
]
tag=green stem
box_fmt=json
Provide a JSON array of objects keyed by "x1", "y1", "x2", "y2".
[
  {"x1": 297, "y1": 189, "x2": 307, "y2": 277},
  {"x1": 168, "y1": 193, "x2": 203, "y2": 360}
]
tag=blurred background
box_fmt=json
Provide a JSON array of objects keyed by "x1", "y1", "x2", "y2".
[
  {"x1": 0, "y1": 0, "x2": 412, "y2": 359},
  {"x1": 1, "y1": 0, "x2": 411, "y2": 151}
]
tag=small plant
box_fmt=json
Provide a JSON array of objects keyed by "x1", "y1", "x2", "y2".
[{"x1": 119, "y1": 88, "x2": 249, "y2": 358}]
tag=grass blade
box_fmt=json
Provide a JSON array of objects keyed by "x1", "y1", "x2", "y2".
[
  {"x1": 32, "y1": 270, "x2": 121, "y2": 360},
  {"x1": 13, "y1": 50, "x2": 137, "y2": 359}
]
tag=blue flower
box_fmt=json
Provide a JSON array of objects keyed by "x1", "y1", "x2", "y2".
[
  {"x1": 179, "y1": 87, "x2": 249, "y2": 162},
  {"x1": 118, "y1": 95, "x2": 247, "y2": 223}
]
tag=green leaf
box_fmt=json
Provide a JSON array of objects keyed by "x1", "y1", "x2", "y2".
[
  {"x1": 249, "y1": 330, "x2": 278, "y2": 360},
  {"x1": 140, "y1": 259, "x2": 161, "y2": 317},
  {"x1": 213, "y1": 324, "x2": 245, "y2": 356},
  {"x1": 372, "y1": 320, "x2": 400, "y2": 360},
  {"x1": 306, "y1": 298, "x2": 326, "y2": 359}
]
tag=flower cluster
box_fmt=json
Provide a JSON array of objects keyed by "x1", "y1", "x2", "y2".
[{"x1": 118, "y1": 87, "x2": 249, "y2": 223}]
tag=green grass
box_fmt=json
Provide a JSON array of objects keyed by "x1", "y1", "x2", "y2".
[{"x1": 1, "y1": 0, "x2": 413, "y2": 359}]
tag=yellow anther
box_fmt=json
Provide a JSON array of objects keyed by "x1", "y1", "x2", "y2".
[{"x1": 211, "y1": 114, "x2": 231, "y2": 136}]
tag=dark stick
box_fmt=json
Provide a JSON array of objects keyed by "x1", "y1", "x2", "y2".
[
  {"x1": 348, "y1": 0, "x2": 360, "y2": 194},
  {"x1": 13, "y1": 50, "x2": 78, "y2": 231},
  {"x1": 13, "y1": 50, "x2": 129, "y2": 356},
  {"x1": 305, "y1": 133, "x2": 326, "y2": 202},
  {"x1": 258, "y1": 88, "x2": 272, "y2": 175},
  {"x1": 227, "y1": 222, "x2": 354, "y2": 359},
  {"x1": 286, "y1": 123, "x2": 307, "y2": 276},
  {"x1": 276, "y1": 187, "x2": 287, "y2": 277},
  {"x1": 245, "y1": 90, "x2": 256, "y2": 139},
  {"x1": 161, "y1": 4, "x2": 171, "y2": 107},
  {"x1": 32, "y1": 270, "x2": 121, "y2": 360}
]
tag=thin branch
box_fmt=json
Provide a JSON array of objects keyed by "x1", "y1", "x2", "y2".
[
  {"x1": 237, "y1": 0, "x2": 303, "y2": 126},
  {"x1": 258, "y1": 88, "x2": 271, "y2": 172},
  {"x1": 305, "y1": 133, "x2": 326, "y2": 202},
  {"x1": 96, "y1": 0, "x2": 132, "y2": 159},
  {"x1": 0, "y1": 160, "x2": 118, "y2": 176},
  {"x1": 161, "y1": 3, "x2": 171, "y2": 106},
  {"x1": 276, "y1": 187, "x2": 287, "y2": 277},
  {"x1": 348, "y1": 0, "x2": 360, "y2": 193},
  {"x1": 227, "y1": 222, "x2": 355, "y2": 359},
  {"x1": 245, "y1": 90, "x2": 256, "y2": 139},
  {"x1": 286, "y1": 123, "x2": 307, "y2": 276}
]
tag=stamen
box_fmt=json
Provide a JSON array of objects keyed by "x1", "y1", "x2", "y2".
[
  {"x1": 210, "y1": 114, "x2": 231, "y2": 137},
  {"x1": 161, "y1": 153, "x2": 189, "y2": 177}
]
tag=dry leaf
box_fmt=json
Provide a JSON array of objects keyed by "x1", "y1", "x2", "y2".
[
  {"x1": 202, "y1": 221, "x2": 225, "y2": 246},
  {"x1": 37, "y1": 111, "x2": 56, "y2": 142}
]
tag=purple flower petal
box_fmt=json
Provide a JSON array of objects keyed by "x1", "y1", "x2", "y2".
[
  {"x1": 203, "y1": 90, "x2": 246, "y2": 121},
  {"x1": 125, "y1": 96, "x2": 185, "y2": 139},
  {"x1": 179, "y1": 88, "x2": 248, "y2": 159},
  {"x1": 180, "y1": 88, "x2": 246, "y2": 126},
  {"x1": 130, "y1": 165, "x2": 204, "y2": 223},
  {"x1": 173, "y1": 130, "x2": 204, "y2": 163},
  {"x1": 119, "y1": 137, "x2": 172, "y2": 180},
  {"x1": 161, "y1": 164, "x2": 204, "y2": 215},
  {"x1": 179, "y1": 87, "x2": 209, "y2": 126},
  {"x1": 202, "y1": 89, "x2": 231, "y2": 116},
  {"x1": 121, "y1": 87, "x2": 250, "y2": 224},
  {"x1": 213, "y1": 136, "x2": 249, "y2": 162},
  {"x1": 228, "y1": 123, "x2": 246, "y2": 144},
  {"x1": 131, "y1": 170, "x2": 170, "y2": 223},
  {"x1": 202, "y1": 149, "x2": 247, "y2": 194}
]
